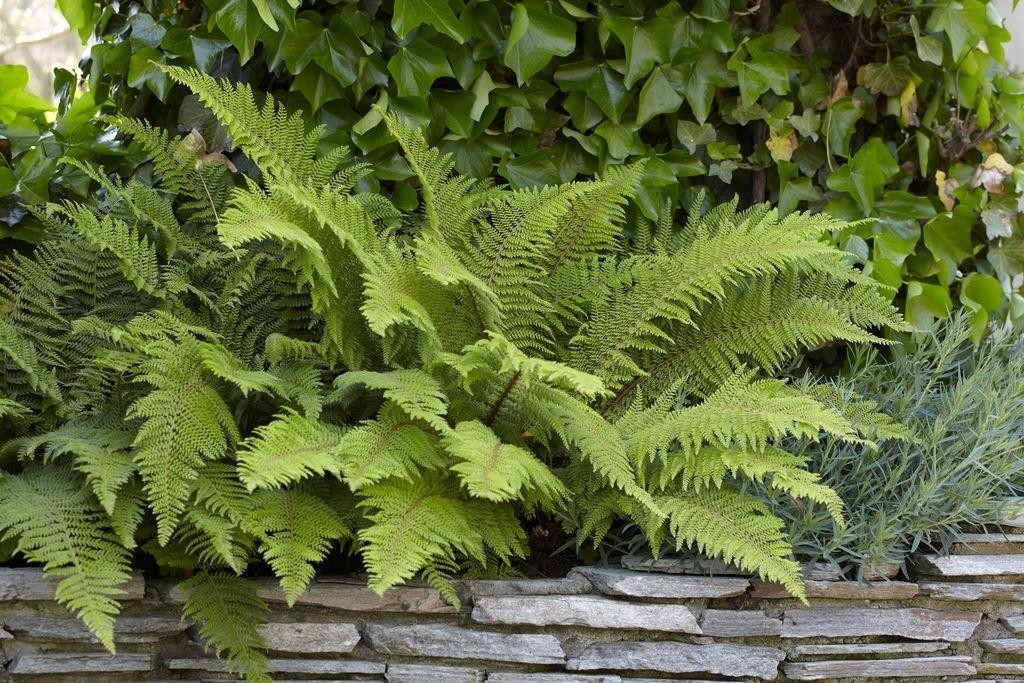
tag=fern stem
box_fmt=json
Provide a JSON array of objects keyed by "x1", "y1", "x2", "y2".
[{"x1": 484, "y1": 370, "x2": 522, "y2": 427}]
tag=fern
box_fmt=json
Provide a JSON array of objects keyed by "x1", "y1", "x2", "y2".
[
  {"x1": 0, "y1": 466, "x2": 134, "y2": 651},
  {"x1": 178, "y1": 572, "x2": 271, "y2": 683},
  {"x1": 0, "y1": 71, "x2": 914, "y2": 678}
]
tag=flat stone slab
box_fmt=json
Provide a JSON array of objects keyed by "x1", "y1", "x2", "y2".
[
  {"x1": 0, "y1": 568, "x2": 145, "y2": 601},
  {"x1": 781, "y1": 607, "x2": 981, "y2": 641},
  {"x1": 981, "y1": 638, "x2": 1024, "y2": 654},
  {"x1": 252, "y1": 577, "x2": 455, "y2": 613},
  {"x1": 621, "y1": 555, "x2": 749, "y2": 576},
  {"x1": 9, "y1": 653, "x2": 154, "y2": 674},
  {"x1": 976, "y1": 662, "x2": 1024, "y2": 676},
  {"x1": 258, "y1": 621, "x2": 360, "y2": 653},
  {"x1": 1, "y1": 613, "x2": 184, "y2": 643},
  {"x1": 1000, "y1": 614, "x2": 1024, "y2": 633},
  {"x1": 166, "y1": 658, "x2": 385, "y2": 675},
  {"x1": 751, "y1": 579, "x2": 918, "y2": 600},
  {"x1": 952, "y1": 533, "x2": 1024, "y2": 555},
  {"x1": 487, "y1": 675, "x2": 621, "y2": 682},
  {"x1": 472, "y1": 594, "x2": 701, "y2": 632},
  {"x1": 386, "y1": 663, "x2": 484, "y2": 682},
  {"x1": 793, "y1": 641, "x2": 949, "y2": 656},
  {"x1": 921, "y1": 581, "x2": 1024, "y2": 601},
  {"x1": 567, "y1": 641, "x2": 785, "y2": 680},
  {"x1": 783, "y1": 656, "x2": 975, "y2": 680},
  {"x1": 700, "y1": 609, "x2": 782, "y2": 637},
  {"x1": 466, "y1": 574, "x2": 592, "y2": 599},
  {"x1": 914, "y1": 554, "x2": 1024, "y2": 577},
  {"x1": 365, "y1": 623, "x2": 565, "y2": 664},
  {"x1": 571, "y1": 566, "x2": 748, "y2": 599}
]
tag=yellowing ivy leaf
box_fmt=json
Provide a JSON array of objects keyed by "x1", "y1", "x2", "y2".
[
  {"x1": 766, "y1": 127, "x2": 797, "y2": 162},
  {"x1": 971, "y1": 153, "x2": 1015, "y2": 193},
  {"x1": 935, "y1": 170, "x2": 958, "y2": 210}
]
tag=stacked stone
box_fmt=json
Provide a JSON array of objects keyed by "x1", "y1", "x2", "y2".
[{"x1": 3, "y1": 520, "x2": 1024, "y2": 681}]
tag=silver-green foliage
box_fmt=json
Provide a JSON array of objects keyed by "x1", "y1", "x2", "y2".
[
  {"x1": 0, "y1": 66, "x2": 909, "y2": 679},
  {"x1": 778, "y1": 314, "x2": 1024, "y2": 574}
]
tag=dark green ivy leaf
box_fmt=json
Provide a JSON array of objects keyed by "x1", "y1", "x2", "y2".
[
  {"x1": 393, "y1": 0, "x2": 467, "y2": 42},
  {"x1": 388, "y1": 40, "x2": 454, "y2": 98},
  {"x1": 504, "y1": 3, "x2": 576, "y2": 85}
]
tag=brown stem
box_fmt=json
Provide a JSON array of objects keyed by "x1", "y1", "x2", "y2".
[{"x1": 485, "y1": 370, "x2": 522, "y2": 427}]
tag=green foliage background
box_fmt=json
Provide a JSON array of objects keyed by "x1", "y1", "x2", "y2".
[{"x1": 2, "y1": 0, "x2": 1023, "y2": 327}]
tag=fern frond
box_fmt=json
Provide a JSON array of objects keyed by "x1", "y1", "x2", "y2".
[
  {"x1": 338, "y1": 404, "x2": 447, "y2": 490},
  {"x1": 335, "y1": 369, "x2": 449, "y2": 432},
  {"x1": 443, "y1": 420, "x2": 566, "y2": 505},
  {"x1": 161, "y1": 66, "x2": 321, "y2": 184},
  {"x1": 659, "y1": 488, "x2": 806, "y2": 601},
  {"x1": 127, "y1": 335, "x2": 238, "y2": 544},
  {"x1": 358, "y1": 474, "x2": 526, "y2": 595},
  {"x1": 236, "y1": 411, "x2": 346, "y2": 490},
  {"x1": 0, "y1": 466, "x2": 134, "y2": 652},
  {"x1": 242, "y1": 487, "x2": 350, "y2": 604},
  {"x1": 49, "y1": 203, "x2": 164, "y2": 297},
  {"x1": 178, "y1": 572, "x2": 271, "y2": 683}
]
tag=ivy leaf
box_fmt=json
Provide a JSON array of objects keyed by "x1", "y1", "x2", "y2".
[
  {"x1": 906, "y1": 280, "x2": 953, "y2": 328},
  {"x1": 669, "y1": 49, "x2": 734, "y2": 124},
  {"x1": 280, "y1": 15, "x2": 361, "y2": 85},
  {"x1": 926, "y1": 0, "x2": 988, "y2": 60},
  {"x1": 393, "y1": 0, "x2": 467, "y2": 42},
  {"x1": 470, "y1": 71, "x2": 497, "y2": 122},
  {"x1": 637, "y1": 67, "x2": 683, "y2": 127},
  {"x1": 57, "y1": 0, "x2": 97, "y2": 42},
  {"x1": 825, "y1": 138, "x2": 898, "y2": 214},
  {"x1": 555, "y1": 60, "x2": 631, "y2": 123},
  {"x1": 604, "y1": 16, "x2": 672, "y2": 88},
  {"x1": 961, "y1": 272, "x2": 1004, "y2": 341},
  {"x1": 504, "y1": 4, "x2": 576, "y2": 85},
  {"x1": 676, "y1": 121, "x2": 716, "y2": 153},
  {"x1": 924, "y1": 205, "x2": 975, "y2": 283},
  {"x1": 859, "y1": 57, "x2": 914, "y2": 97},
  {"x1": 127, "y1": 47, "x2": 171, "y2": 101},
  {"x1": 909, "y1": 16, "x2": 944, "y2": 65},
  {"x1": 206, "y1": 0, "x2": 292, "y2": 62},
  {"x1": 388, "y1": 40, "x2": 454, "y2": 98},
  {"x1": 824, "y1": 96, "x2": 863, "y2": 159},
  {"x1": 292, "y1": 66, "x2": 341, "y2": 110}
]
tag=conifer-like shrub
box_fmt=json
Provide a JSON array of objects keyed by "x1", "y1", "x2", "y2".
[{"x1": 0, "y1": 68, "x2": 907, "y2": 679}]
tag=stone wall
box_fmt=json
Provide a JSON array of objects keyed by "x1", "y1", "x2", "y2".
[{"x1": 4, "y1": 534, "x2": 1024, "y2": 681}]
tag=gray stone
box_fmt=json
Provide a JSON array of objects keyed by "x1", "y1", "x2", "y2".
[
  {"x1": 976, "y1": 663, "x2": 1024, "y2": 676},
  {"x1": 471, "y1": 594, "x2": 701, "y2": 632},
  {"x1": 365, "y1": 623, "x2": 565, "y2": 664},
  {"x1": 914, "y1": 553, "x2": 1024, "y2": 577},
  {"x1": 1000, "y1": 613, "x2": 1024, "y2": 633},
  {"x1": 751, "y1": 578, "x2": 919, "y2": 600},
  {"x1": 621, "y1": 554, "x2": 749, "y2": 576},
  {"x1": 8, "y1": 653, "x2": 154, "y2": 674},
  {"x1": 952, "y1": 533, "x2": 1024, "y2": 555},
  {"x1": 567, "y1": 641, "x2": 785, "y2": 680},
  {"x1": 387, "y1": 663, "x2": 484, "y2": 682},
  {"x1": 253, "y1": 577, "x2": 456, "y2": 613},
  {"x1": 783, "y1": 656, "x2": 975, "y2": 680},
  {"x1": 922, "y1": 581, "x2": 1024, "y2": 601},
  {"x1": 700, "y1": 609, "x2": 782, "y2": 637},
  {"x1": 981, "y1": 638, "x2": 1024, "y2": 654},
  {"x1": 793, "y1": 641, "x2": 950, "y2": 656},
  {"x1": 0, "y1": 626, "x2": 11, "y2": 639},
  {"x1": 258, "y1": 621, "x2": 360, "y2": 653},
  {"x1": 166, "y1": 658, "x2": 385, "y2": 675},
  {"x1": 466, "y1": 574, "x2": 592, "y2": 599},
  {"x1": 0, "y1": 568, "x2": 145, "y2": 601},
  {"x1": 2, "y1": 613, "x2": 184, "y2": 643},
  {"x1": 487, "y1": 675, "x2": 620, "y2": 682},
  {"x1": 571, "y1": 566, "x2": 748, "y2": 599},
  {"x1": 781, "y1": 607, "x2": 981, "y2": 641}
]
